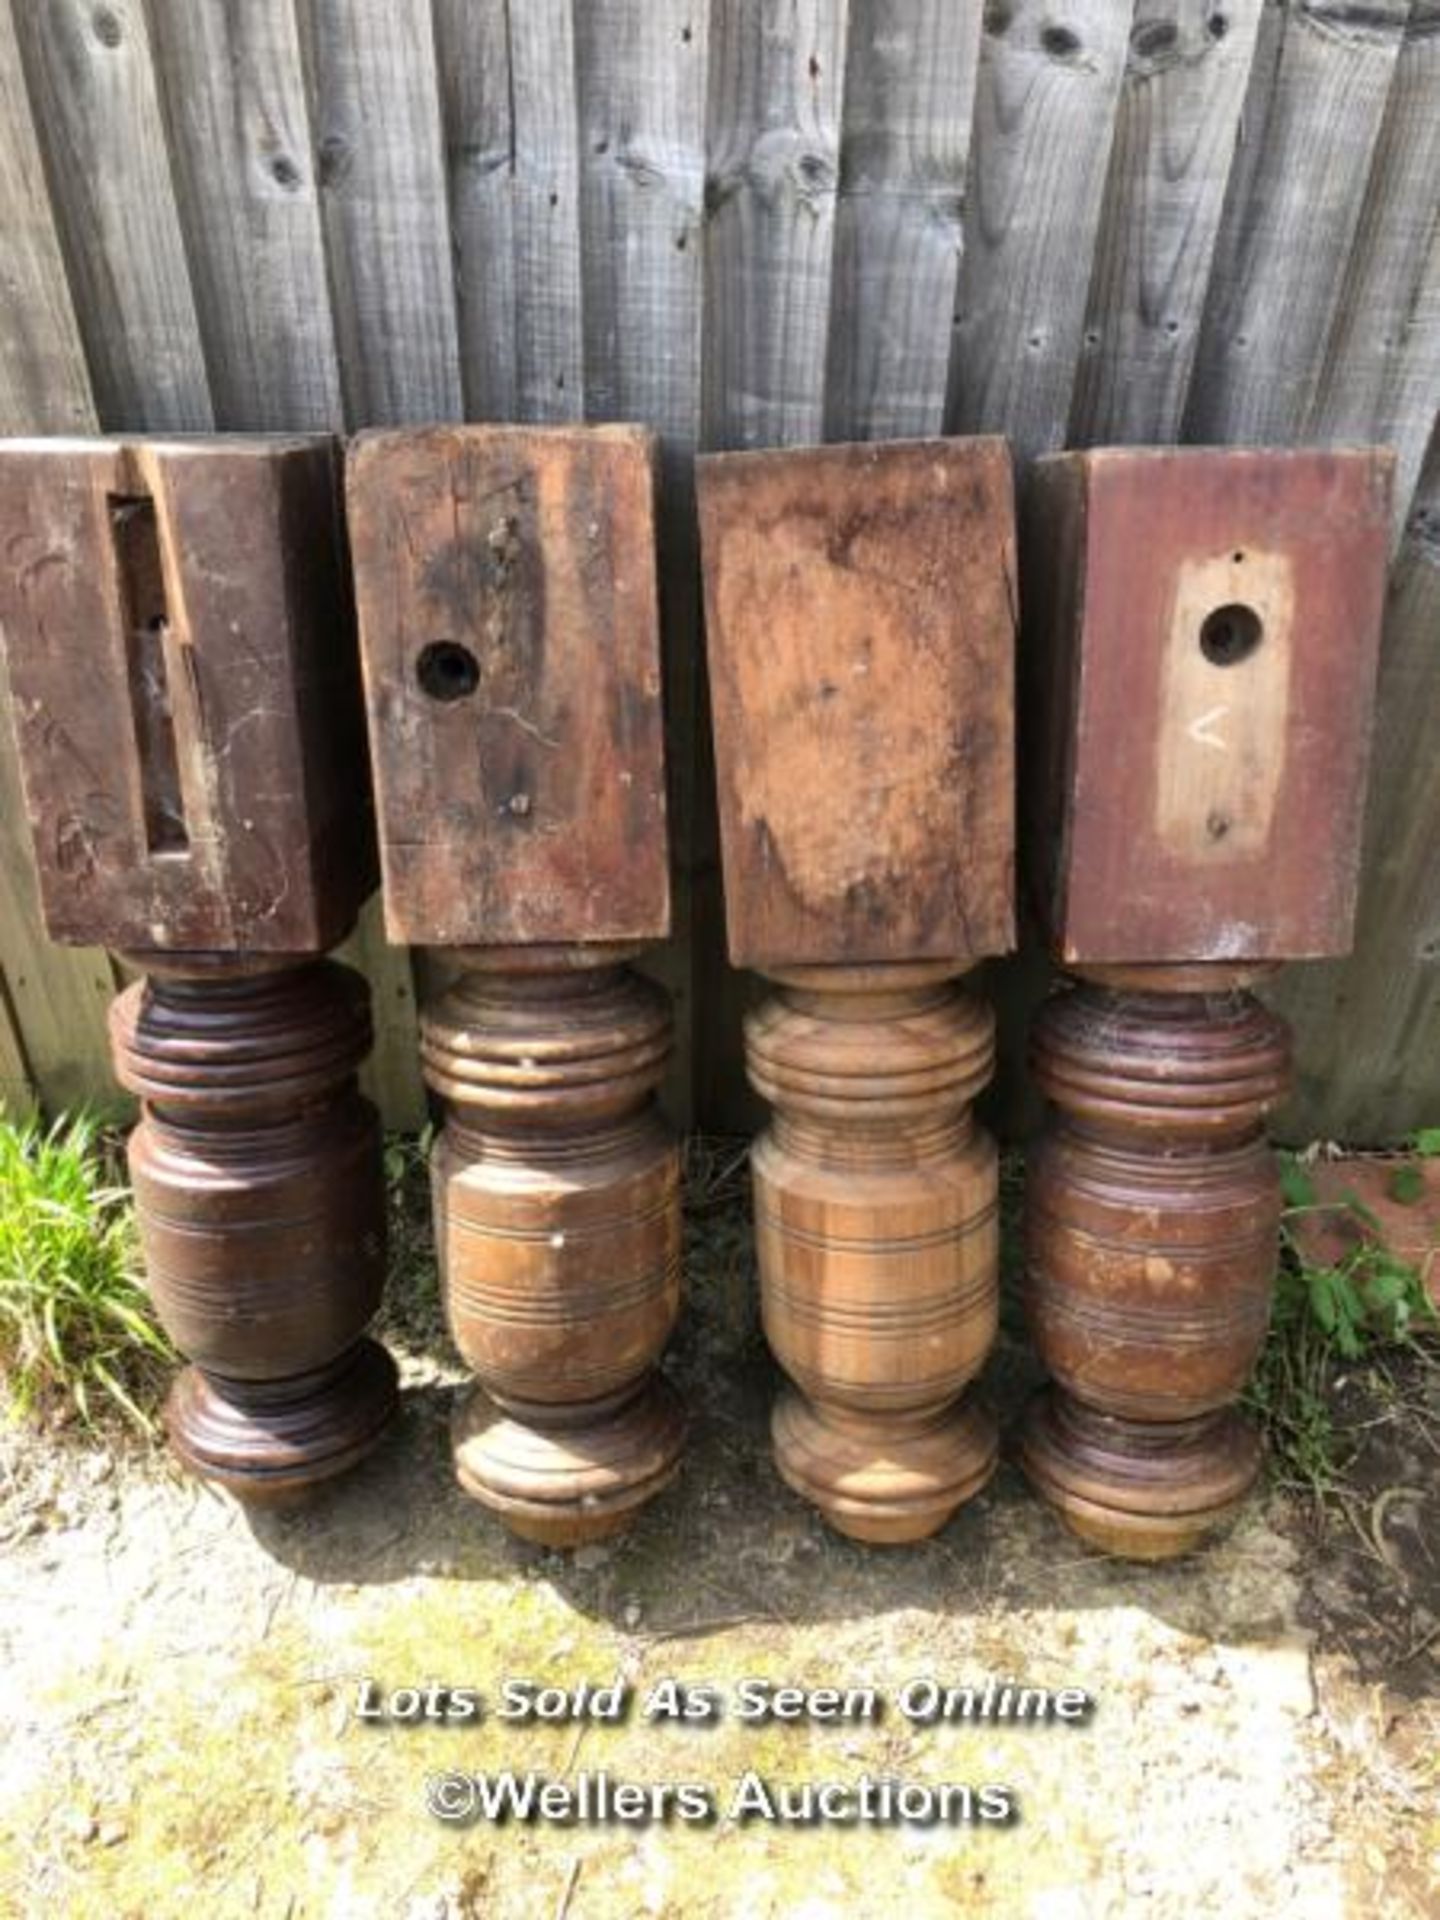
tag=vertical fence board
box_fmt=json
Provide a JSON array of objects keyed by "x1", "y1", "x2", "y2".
[
  {"x1": 506, "y1": 0, "x2": 586, "y2": 424},
  {"x1": 575, "y1": 2, "x2": 706, "y2": 436},
  {"x1": 1186, "y1": 0, "x2": 1408, "y2": 444},
  {"x1": 12, "y1": 0, "x2": 212, "y2": 430},
  {"x1": 574, "y1": 0, "x2": 709, "y2": 1125},
  {"x1": 334, "y1": 898, "x2": 427, "y2": 1129},
  {"x1": 945, "y1": 0, "x2": 1131, "y2": 464},
  {"x1": 431, "y1": 0, "x2": 518, "y2": 419},
  {"x1": 0, "y1": 717, "x2": 118, "y2": 1115},
  {"x1": 1308, "y1": 1, "x2": 1440, "y2": 534},
  {"x1": 0, "y1": 970, "x2": 33, "y2": 1117},
  {"x1": 823, "y1": 0, "x2": 982, "y2": 442},
  {"x1": 297, "y1": 0, "x2": 463, "y2": 426},
  {"x1": 1070, "y1": 0, "x2": 1263, "y2": 446},
  {"x1": 702, "y1": 0, "x2": 851, "y2": 451},
  {"x1": 146, "y1": 0, "x2": 342, "y2": 429},
  {"x1": 1272, "y1": 431, "x2": 1440, "y2": 1142},
  {"x1": 0, "y1": 0, "x2": 95, "y2": 433}
]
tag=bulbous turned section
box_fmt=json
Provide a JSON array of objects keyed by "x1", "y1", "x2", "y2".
[
  {"x1": 1020, "y1": 1391, "x2": 1261, "y2": 1561},
  {"x1": 1021, "y1": 966, "x2": 1292, "y2": 1559},
  {"x1": 420, "y1": 947, "x2": 684, "y2": 1546},
  {"x1": 110, "y1": 956, "x2": 395, "y2": 1504},
  {"x1": 745, "y1": 964, "x2": 1000, "y2": 1544}
]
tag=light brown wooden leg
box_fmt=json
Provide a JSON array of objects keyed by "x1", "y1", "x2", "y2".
[
  {"x1": 421, "y1": 947, "x2": 684, "y2": 1546},
  {"x1": 746, "y1": 964, "x2": 1000, "y2": 1543}
]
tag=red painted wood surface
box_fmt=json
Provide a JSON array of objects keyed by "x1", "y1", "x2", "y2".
[{"x1": 1024, "y1": 446, "x2": 1393, "y2": 964}]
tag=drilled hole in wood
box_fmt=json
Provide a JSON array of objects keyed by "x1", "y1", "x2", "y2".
[
  {"x1": 416, "y1": 640, "x2": 480, "y2": 702},
  {"x1": 1199, "y1": 602, "x2": 1263, "y2": 668}
]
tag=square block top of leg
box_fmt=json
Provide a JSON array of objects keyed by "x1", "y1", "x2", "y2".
[
  {"x1": 697, "y1": 436, "x2": 1016, "y2": 971},
  {"x1": 0, "y1": 435, "x2": 374, "y2": 955},
  {"x1": 346, "y1": 425, "x2": 670, "y2": 950},
  {"x1": 1025, "y1": 446, "x2": 1393, "y2": 965}
]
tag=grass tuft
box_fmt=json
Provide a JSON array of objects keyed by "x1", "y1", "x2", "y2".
[{"x1": 0, "y1": 1109, "x2": 172, "y2": 1432}]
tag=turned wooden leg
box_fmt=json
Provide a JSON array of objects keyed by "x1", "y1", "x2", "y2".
[
  {"x1": 420, "y1": 948, "x2": 684, "y2": 1546},
  {"x1": 1018, "y1": 444, "x2": 1394, "y2": 1558},
  {"x1": 1020, "y1": 965, "x2": 1291, "y2": 1558},
  {"x1": 345, "y1": 425, "x2": 682, "y2": 1546},
  {"x1": 110, "y1": 956, "x2": 395, "y2": 1504},
  {"x1": 745, "y1": 964, "x2": 1000, "y2": 1544}
]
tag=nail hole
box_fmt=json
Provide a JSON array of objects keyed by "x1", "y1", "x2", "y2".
[
  {"x1": 1199, "y1": 602, "x2": 1263, "y2": 668},
  {"x1": 1208, "y1": 12, "x2": 1228, "y2": 38},
  {"x1": 416, "y1": 640, "x2": 480, "y2": 702}
]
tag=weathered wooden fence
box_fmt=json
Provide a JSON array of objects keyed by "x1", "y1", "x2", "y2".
[{"x1": 0, "y1": 0, "x2": 1436, "y2": 1140}]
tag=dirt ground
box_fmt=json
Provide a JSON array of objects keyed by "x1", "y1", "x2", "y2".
[{"x1": 0, "y1": 1146, "x2": 1436, "y2": 1919}]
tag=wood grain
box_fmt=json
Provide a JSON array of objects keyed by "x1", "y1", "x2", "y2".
[
  {"x1": 1308, "y1": 1, "x2": 1440, "y2": 536},
  {"x1": 0, "y1": 970, "x2": 33, "y2": 1116},
  {"x1": 750, "y1": 966, "x2": 1000, "y2": 1542},
  {"x1": 1186, "y1": 0, "x2": 1409, "y2": 443},
  {"x1": 147, "y1": 0, "x2": 342, "y2": 430},
  {"x1": 945, "y1": 0, "x2": 1130, "y2": 462},
  {"x1": 426, "y1": 951, "x2": 684, "y2": 1546},
  {"x1": 823, "y1": 0, "x2": 982, "y2": 441},
  {"x1": 347, "y1": 424, "x2": 670, "y2": 949},
  {"x1": 701, "y1": 0, "x2": 850, "y2": 450},
  {"x1": 1027, "y1": 446, "x2": 1394, "y2": 965},
  {"x1": 0, "y1": 434, "x2": 373, "y2": 954},
  {"x1": 1024, "y1": 970, "x2": 1289, "y2": 1559},
  {"x1": 1269, "y1": 428, "x2": 1440, "y2": 1142},
  {"x1": 296, "y1": 0, "x2": 463, "y2": 425},
  {"x1": 1069, "y1": 0, "x2": 1263, "y2": 445},
  {"x1": 506, "y1": 0, "x2": 586, "y2": 424},
  {"x1": 698, "y1": 437, "x2": 1016, "y2": 970},
  {"x1": 12, "y1": 0, "x2": 212, "y2": 430},
  {"x1": 430, "y1": 0, "x2": 520, "y2": 419},
  {"x1": 0, "y1": 0, "x2": 95, "y2": 434},
  {"x1": 0, "y1": 714, "x2": 116, "y2": 1113}
]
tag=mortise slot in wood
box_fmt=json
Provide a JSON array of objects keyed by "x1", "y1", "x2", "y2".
[{"x1": 108, "y1": 493, "x2": 188, "y2": 856}]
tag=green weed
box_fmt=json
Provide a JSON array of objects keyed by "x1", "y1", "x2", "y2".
[
  {"x1": 0, "y1": 1110, "x2": 172, "y2": 1431},
  {"x1": 1246, "y1": 1152, "x2": 1436, "y2": 1501}
]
